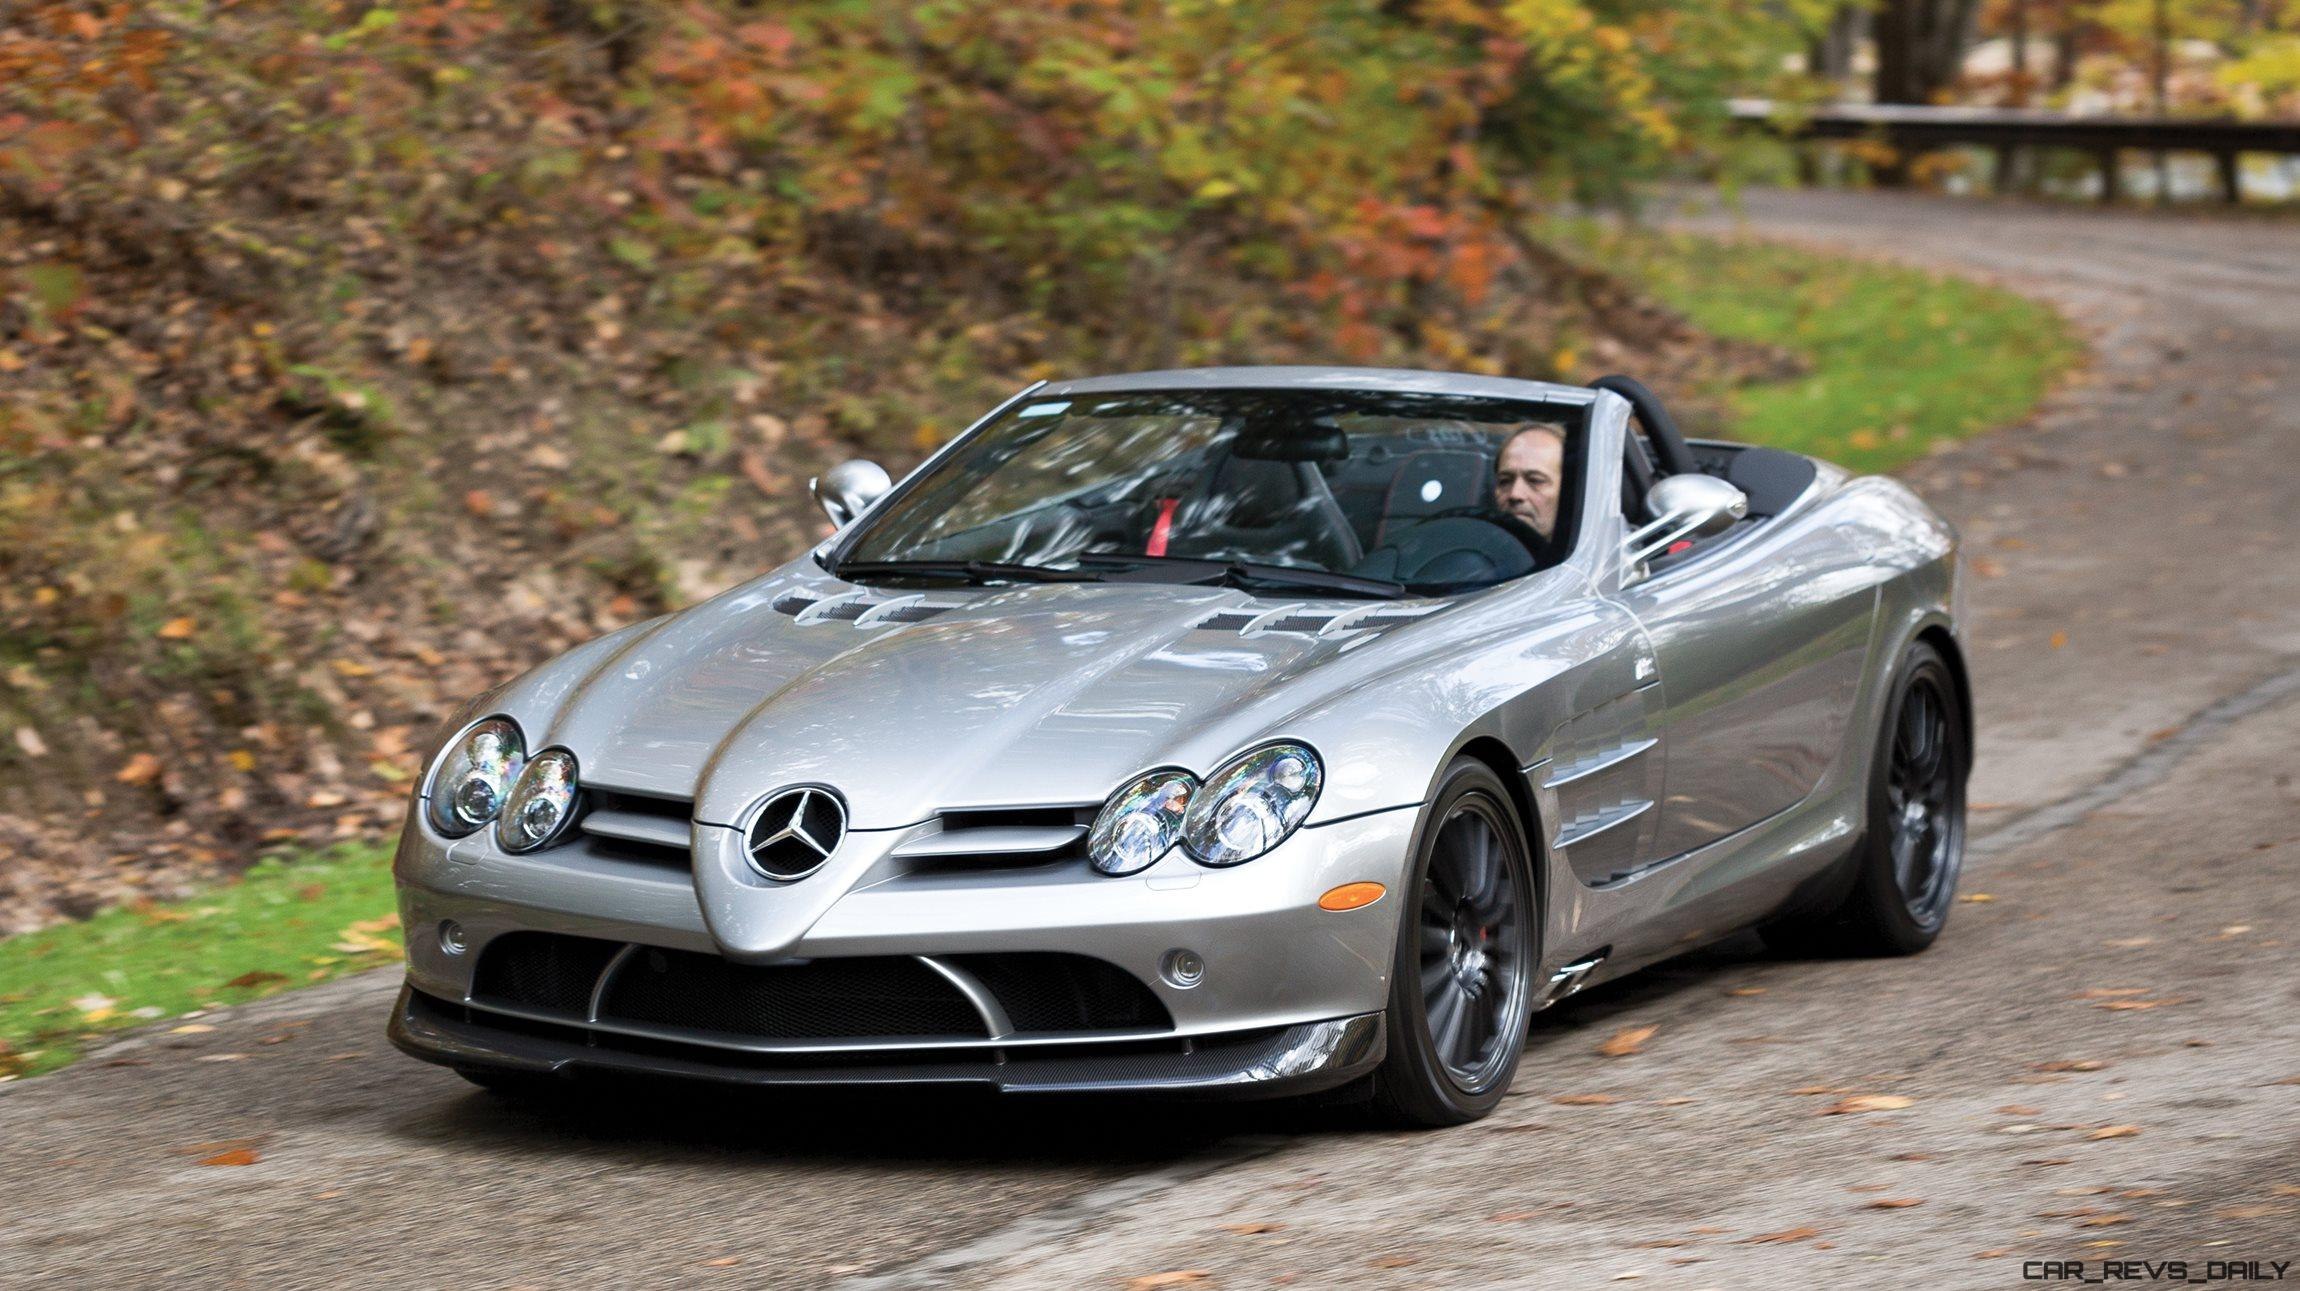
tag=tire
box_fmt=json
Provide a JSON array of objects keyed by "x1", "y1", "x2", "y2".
[
  {"x1": 1368, "y1": 759, "x2": 1541, "y2": 1127},
  {"x1": 1763, "y1": 639, "x2": 1968, "y2": 957}
]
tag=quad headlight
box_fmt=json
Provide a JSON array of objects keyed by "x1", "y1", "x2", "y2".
[
  {"x1": 1087, "y1": 743, "x2": 1323, "y2": 875},
  {"x1": 1183, "y1": 742, "x2": 1323, "y2": 866},
  {"x1": 424, "y1": 717, "x2": 525, "y2": 838},
  {"x1": 497, "y1": 748, "x2": 580, "y2": 853},
  {"x1": 1088, "y1": 770, "x2": 1193, "y2": 876}
]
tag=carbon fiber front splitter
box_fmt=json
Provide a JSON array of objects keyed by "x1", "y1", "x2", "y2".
[{"x1": 388, "y1": 985, "x2": 1385, "y2": 1100}]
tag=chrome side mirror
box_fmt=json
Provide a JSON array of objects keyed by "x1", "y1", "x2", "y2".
[
  {"x1": 810, "y1": 459, "x2": 892, "y2": 529},
  {"x1": 1623, "y1": 474, "x2": 1749, "y2": 578}
]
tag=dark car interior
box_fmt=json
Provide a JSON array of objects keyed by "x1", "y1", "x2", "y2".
[{"x1": 841, "y1": 381, "x2": 1818, "y2": 594}]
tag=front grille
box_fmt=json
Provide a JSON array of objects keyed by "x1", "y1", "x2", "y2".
[
  {"x1": 576, "y1": 788, "x2": 693, "y2": 871},
  {"x1": 602, "y1": 948, "x2": 986, "y2": 1040},
  {"x1": 463, "y1": 933, "x2": 1171, "y2": 1045},
  {"x1": 951, "y1": 952, "x2": 1173, "y2": 1033}
]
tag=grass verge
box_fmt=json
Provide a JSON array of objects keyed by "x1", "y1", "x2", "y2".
[
  {"x1": 0, "y1": 230, "x2": 2081, "y2": 1082},
  {"x1": 1554, "y1": 219, "x2": 2081, "y2": 472},
  {"x1": 0, "y1": 845, "x2": 399, "y2": 1079}
]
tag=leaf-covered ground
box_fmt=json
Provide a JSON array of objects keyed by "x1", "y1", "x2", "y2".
[{"x1": 0, "y1": 1, "x2": 1785, "y2": 933}]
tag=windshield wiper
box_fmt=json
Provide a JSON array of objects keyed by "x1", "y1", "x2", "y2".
[
  {"x1": 831, "y1": 559, "x2": 1105, "y2": 586},
  {"x1": 1075, "y1": 554, "x2": 1406, "y2": 600}
]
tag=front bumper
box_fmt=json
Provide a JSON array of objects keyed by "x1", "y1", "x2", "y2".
[
  {"x1": 389, "y1": 799, "x2": 1417, "y2": 1094},
  {"x1": 389, "y1": 985, "x2": 1384, "y2": 1098}
]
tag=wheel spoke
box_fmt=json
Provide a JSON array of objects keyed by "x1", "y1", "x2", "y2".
[{"x1": 1430, "y1": 984, "x2": 1468, "y2": 1063}]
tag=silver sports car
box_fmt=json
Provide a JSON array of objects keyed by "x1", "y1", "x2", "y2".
[{"x1": 389, "y1": 366, "x2": 1969, "y2": 1126}]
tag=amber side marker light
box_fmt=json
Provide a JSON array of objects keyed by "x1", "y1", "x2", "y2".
[{"x1": 1318, "y1": 882, "x2": 1386, "y2": 912}]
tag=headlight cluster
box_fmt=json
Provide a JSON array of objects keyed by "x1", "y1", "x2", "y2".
[
  {"x1": 1087, "y1": 742, "x2": 1322, "y2": 876},
  {"x1": 423, "y1": 717, "x2": 582, "y2": 853}
]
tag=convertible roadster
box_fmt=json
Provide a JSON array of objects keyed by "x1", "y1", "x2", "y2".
[{"x1": 389, "y1": 367, "x2": 1969, "y2": 1126}]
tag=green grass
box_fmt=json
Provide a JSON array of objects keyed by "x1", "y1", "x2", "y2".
[
  {"x1": 1554, "y1": 220, "x2": 2081, "y2": 473},
  {"x1": 0, "y1": 231, "x2": 2082, "y2": 1082},
  {"x1": 0, "y1": 844, "x2": 399, "y2": 1079}
]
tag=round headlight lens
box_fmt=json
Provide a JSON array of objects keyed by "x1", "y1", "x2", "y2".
[
  {"x1": 1183, "y1": 743, "x2": 1323, "y2": 867},
  {"x1": 425, "y1": 718, "x2": 524, "y2": 838},
  {"x1": 1088, "y1": 770, "x2": 1195, "y2": 876},
  {"x1": 497, "y1": 748, "x2": 580, "y2": 853}
]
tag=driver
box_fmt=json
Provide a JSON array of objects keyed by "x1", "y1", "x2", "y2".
[{"x1": 1493, "y1": 424, "x2": 1566, "y2": 541}]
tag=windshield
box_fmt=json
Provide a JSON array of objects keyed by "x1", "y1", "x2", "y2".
[{"x1": 834, "y1": 388, "x2": 1584, "y2": 595}]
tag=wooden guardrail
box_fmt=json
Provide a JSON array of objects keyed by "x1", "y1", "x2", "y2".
[{"x1": 1729, "y1": 98, "x2": 2300, "y2": 204}]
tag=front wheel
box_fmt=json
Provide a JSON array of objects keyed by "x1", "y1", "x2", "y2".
[{"x1": 1368, "y1": 760, "x2": 1540, "y2": 1127}]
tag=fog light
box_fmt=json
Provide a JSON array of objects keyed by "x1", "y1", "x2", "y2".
[
  {"x1": 1160, "y1": 948, "x2": 1205, "y2": 989},
  {"x1": 438, "y1": 920, "x2": 467, "y2": 956}
]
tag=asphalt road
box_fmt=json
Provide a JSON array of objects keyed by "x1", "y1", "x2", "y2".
[{"x1": 2, "y1": 191, "x2": 2295, "y2": 1290}]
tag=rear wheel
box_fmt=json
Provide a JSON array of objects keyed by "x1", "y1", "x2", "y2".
[
  {"x1": 1368, "y1": 760, "x2": 1539, "y2": 1127},
  {"x1": 1765, "y1": 639, "x2": 1967, "y2": 956}
]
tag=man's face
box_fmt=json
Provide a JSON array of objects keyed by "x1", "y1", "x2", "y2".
[{"x1": 1494, "y1": 428, "x2": 1565, "y2": 539}]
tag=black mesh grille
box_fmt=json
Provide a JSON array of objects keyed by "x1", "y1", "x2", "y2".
[
  {"x1": 471, "y1": 932, "x2": 624, "y2": 1018},
  {"x1": 771, "y1": 592, "x2": 821, "y2": 616},
  {"x1": 1197, "y1": 612, "x2": 1257, "y2": 632},
  {"x1": 949, "y1": 953, "x2": 1173, "y2": 1033},
  {"x1": 818, "y1": 599, "x2": 872, "y2": 621},
  {"x1": 600, "y1": 949, "x2": 987, "y2": 1040}
]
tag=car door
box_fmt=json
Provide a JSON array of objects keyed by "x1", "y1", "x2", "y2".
[{"x1": 1612, "y1": 510, "x2": 1877, "y2": 862}]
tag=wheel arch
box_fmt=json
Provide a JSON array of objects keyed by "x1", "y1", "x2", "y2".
[
  {"x1": 1446, "y1": 734, "x2": 1549, "y2": 921},
  {"x1": 1913, "y1": 620, "x2": 1974, "y2": 770}
]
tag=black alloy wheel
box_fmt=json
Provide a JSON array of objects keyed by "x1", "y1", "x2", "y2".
[{"x1": 1369, "y1": 759, "x2": 1538, "y2": 1126}]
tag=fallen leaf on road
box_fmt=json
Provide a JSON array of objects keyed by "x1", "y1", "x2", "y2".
[
  {"x1": 2033, "y1": 1060, "x2": 2106, "y2": 1073},
  {"x1": 2078, "y1": 1215, "x2": 2133, "y2": 1227},
  {"x1": 2088, "y1": 1125, "x2": 2142, "y2": 1140},
  {"x1": 1221, "y1": 1223, "x2": 1284, "y2": 1235},
  {"x1": 2022, "y1": 1158, "x2": 2075, "y2": 1167},
  {"x1": 171, "y1": 1137, "x2": 268, "y2": 1158},
  {"x1": 1725, "y1": 987, "x2": 1766, "y2": 997},
  {"x1": 199, "y1": 1148, "x2": 261, "y2": 1167},
  {"x1": 2074, "y1": 988, "x2": 2149, "y2": 999},
  {"x1": 1598, "y1": 1025, "x2": 1658, "y2": 1058},
  {"x1": 223, "y1": 971, "x2": 289, "y2": 990},
  {"x1": 1866, "y1": 1199, "x2": 1925, "y2": 1210},
  {"x1": 157, "y1": 617, "x2": 197, "y2": 640},
  {"x1": 1821, "y1": 1095, "x2": 1913, "y2": 1115},
  {"x1": 2049, "y1": 630, "x2": 2069, "y2": 649},
  {"x1": 698, "y1": 1257, "x2": 740, "y2": 1268},
  {"x1": 1740, "y1": 1227, "x2": 1822, "y2": 1245},
  {"x1": 1959, "y1": 892, "x2": 1995, "y2": 903},
  {"x1": 1999, "y1": 1105, "x2": 2043, "y2": 1116},
  {"x1": 1554, "y1": 1094, "x2": 1618, "y2": 1106},
  {"x1": 2095, "y1": 998, "x2": 2186, "y2": 1011}
]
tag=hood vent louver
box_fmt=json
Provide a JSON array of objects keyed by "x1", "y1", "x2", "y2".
[
  {"x1": 771, "y1": 589, "x2": 964, "y2": 627},
  {"x1": 1194, "y1": 603, "x2": 1442, "y2": 639}
]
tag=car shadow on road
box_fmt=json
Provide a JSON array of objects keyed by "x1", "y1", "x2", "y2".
[{"x1": 377, "y1": 932, "x2": 1787, "y2": 1169}]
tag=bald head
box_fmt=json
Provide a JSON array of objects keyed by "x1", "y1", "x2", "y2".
[{"x1": 1494, "y1": 425, "x2": 1566, "y2": 539}]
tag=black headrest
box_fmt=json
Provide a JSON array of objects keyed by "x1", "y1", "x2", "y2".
[{"x1": 1232, "y1": 415, "x2": 1348, "y2": 463}]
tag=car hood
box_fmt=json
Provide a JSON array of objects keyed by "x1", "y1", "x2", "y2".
[{"x1": 523, "y1": 570, "x2": 1452, "y2": 830}]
